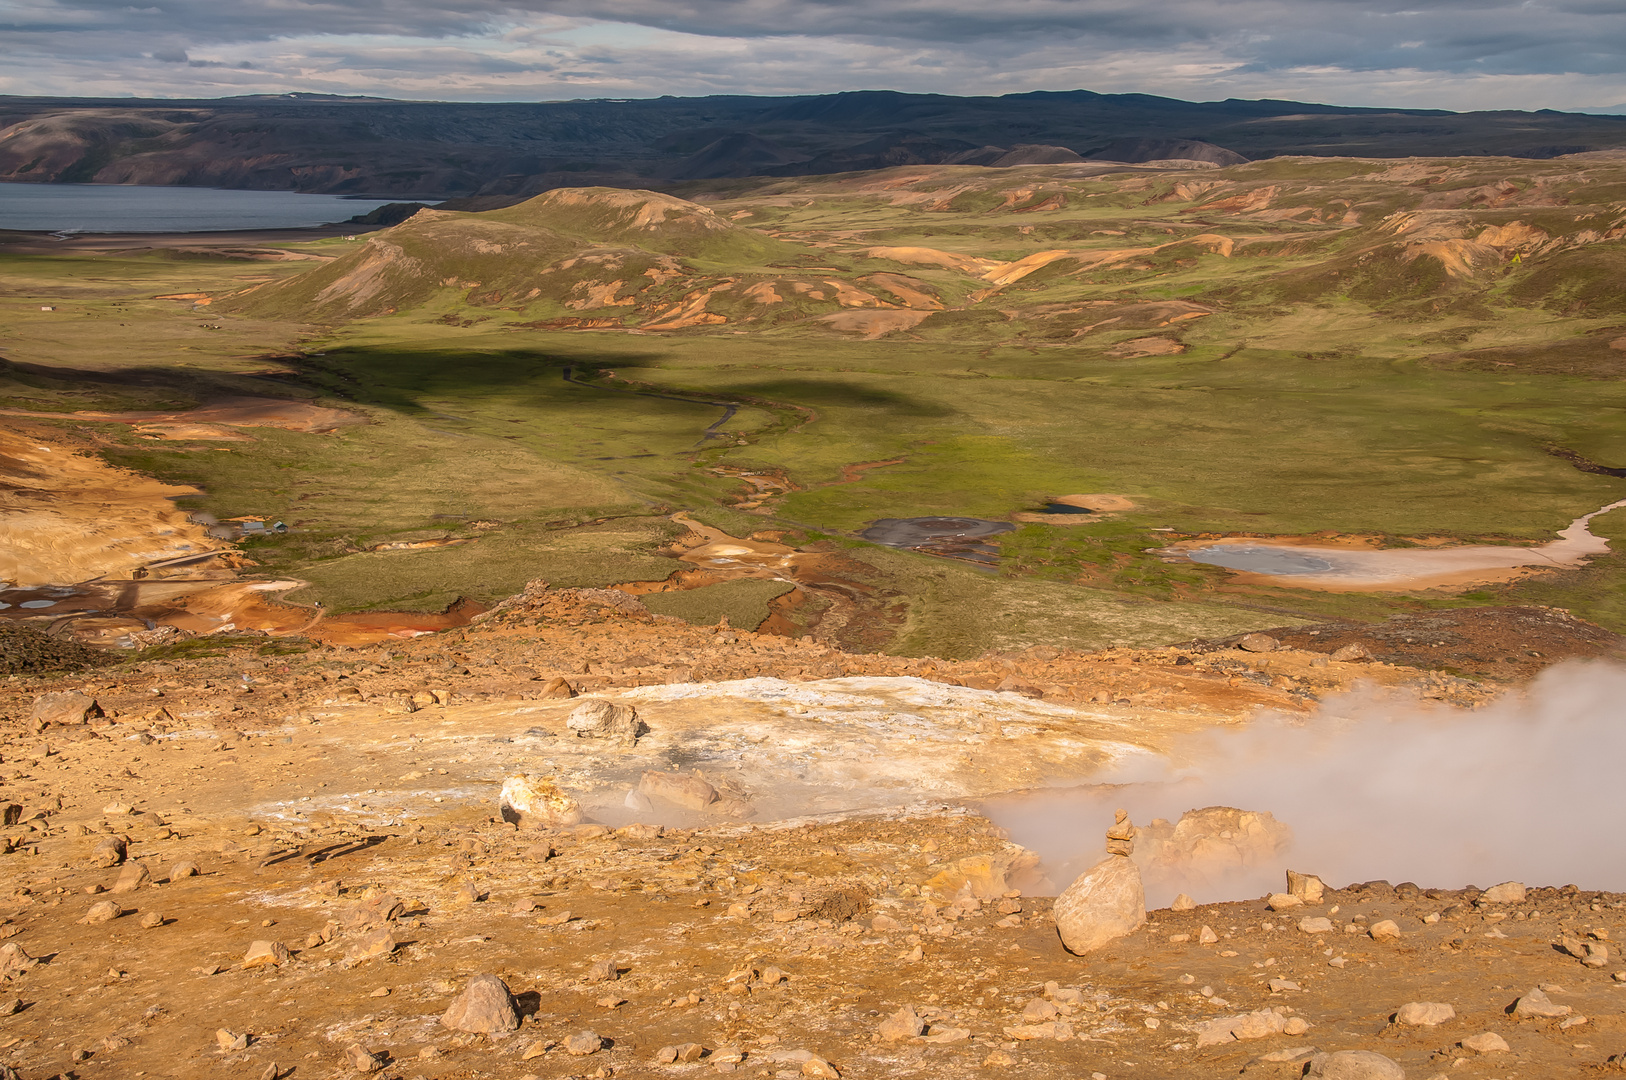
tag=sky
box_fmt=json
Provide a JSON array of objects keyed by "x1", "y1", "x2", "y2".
[{"x1": 4, "y1": 0, "x2": 1626, "y2": 112}]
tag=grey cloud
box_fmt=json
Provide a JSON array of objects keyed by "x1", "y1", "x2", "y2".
[{"x1": 3, "y1": 0, "x2": 1626, "y2": 107}]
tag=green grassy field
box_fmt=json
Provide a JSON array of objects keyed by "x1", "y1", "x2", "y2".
[{"x1": 5, "y1": 155, "x2": 1626, "y2": 653}]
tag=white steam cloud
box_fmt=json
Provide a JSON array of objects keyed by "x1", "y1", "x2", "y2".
[{"x1": 984, "y1": 661, "x2": 1626, "y2": 907}]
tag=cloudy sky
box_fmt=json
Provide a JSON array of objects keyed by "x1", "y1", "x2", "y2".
[{"x1": 5, "y1": 0, "x2": 1626, "y2": 112}]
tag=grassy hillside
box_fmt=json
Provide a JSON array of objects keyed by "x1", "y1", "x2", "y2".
[{"x1": 7, "y1": 154, "x2": 1626, "y2": 652}]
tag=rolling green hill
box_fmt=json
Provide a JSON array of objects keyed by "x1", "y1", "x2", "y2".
[{"x1": 7, "y1": 153, "x2": 1626, "y2": 654}]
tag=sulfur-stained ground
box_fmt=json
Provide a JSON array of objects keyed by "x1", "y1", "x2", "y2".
[{"x1": 0, "y1": 591, "x2": 1623, "y2": 1079}]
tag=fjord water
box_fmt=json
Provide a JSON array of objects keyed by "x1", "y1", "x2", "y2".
[{"x1": 0, "y1": 183, "x2": 397, "y2": 233}]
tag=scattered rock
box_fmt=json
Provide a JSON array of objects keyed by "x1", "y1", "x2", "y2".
[
  {"x1": 499, "y1": 774, "x2": 584, "y2": 828},
  {"x1": 1480, "y1": 881, "x2": 1526, "y2": 904},
  {"x1": 1171, "y1": 893, "x2": 1196, "y2": 911},
  {"x1": 1199, "y1": 925, "x2": 1219, "y2": 945},
  {"x1": 1021, "y1": 998, "x2": 1062, "y2": 1022},
  {"x1": 1461, "y1": 1031, "x2": 1509, "y2": 1053},
  {"x1": 1287, "y1": 871, "x2": 1325, "y2": 903},
  {"x1": 441, "y1": 973, "x2": 520, "y2": 1033},
  {"x1": 538, "y1": 676, "x2": 577, "y2": 699},
  {"x1": 1197, "y1": 1008, "x2": 1287, "y2": 1046},
  {"x1": 1054, "y1": 854, "x2": 1145, "y2": 955},
  {"x1": 1298, "y1": 916, "x2": 1334, "y2": 934},
  {"x1": 242, "y1": 940, "x2": 291, "y2": 968},
  {"x1": 1559, "y1": 936, "x2": 1611, "y2": 967},
  {"x1": 1330, "y1": 644, "x2": 1371, "y2": 662},
  {"x1": 91, "y1": 836, "x2": 126, "y2": 868},
  {"x1": 344, "y1": 1044, "x2": 384, "y2": 1073},
  {"x1": 0, "y1": 943, "x2": 37, "y2": 978},
  {"x1": 139, "y1": 912, "x2": 164, "y2": 929},
  {"x1": 168, "y1": 861, "x2": 199, "y2": 881},
  {"x1": 216, "y1": 1028, "x2": 249, "y2": 1052},
  {"x1": 344, "y1": 929, "x2": 397, "y2": 962},
  {"x1": 1512, "y1": 988, "x2": 1572, "y2": 1018},
  {"x1": 1394, "y1": 1001, "x2": 1455, "y2": 1026},
  {"x1": 1237, "y1": 633, "x2": 1279, "y2": 653},
  {"x1": 566, "y1": 700, "x2": 641, "y2": 744},
  {"x1": 1243, "y1": 1046, "x2": 1320, "y2": 1071},
  {"x1": 1369, "y1": 919, "x2": 1401, "y2": 942},
  {"x1": 802, "y1": 1057, "x2": 840, "y2": 1078},
  {"x1": 585, "y1": 958, "x2": 620, "y2": 983},
  {"x1": 111, "y1": 860, "x2": 151, "y2": 894},
  {"x1": 77, "y1": 900, "x2": 123, "y2": 925},
  {"x1": 1266, "y1": 893, "x2": 1302, "y2": 911},
  {"x1": 1304, "y1": 1050, "x2": 1405, "y2": 1079},
  {"x1": 564, "y1": 1030, "x2": 604, "y2": 1055},
  {"x1": 995, "y1": 676, "x2": 1045, "y2": 698}
]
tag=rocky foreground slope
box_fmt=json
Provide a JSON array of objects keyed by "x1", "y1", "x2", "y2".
[{"x1": 0, "y1": 586, "x2": 1624, "y2": 1078}]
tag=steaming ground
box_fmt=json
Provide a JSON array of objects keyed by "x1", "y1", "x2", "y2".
[
  {"x1": 983, "y1": 660, "x2": 1626, "y2": 908},
  {"x1": 8, "y1": 602, "x2": 1626, "y2": 1076}
]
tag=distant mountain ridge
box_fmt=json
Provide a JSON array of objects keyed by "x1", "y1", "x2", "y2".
[{"x1": 2, "y1": 88, "x2": 1625, "y2": 198}]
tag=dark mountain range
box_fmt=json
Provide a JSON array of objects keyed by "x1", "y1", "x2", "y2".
[{"x1": 2, "y1": 88, "x2": 1624, "y2": 197}]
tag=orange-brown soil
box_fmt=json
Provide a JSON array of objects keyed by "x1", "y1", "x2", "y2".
[
  {"x1": 0, "y1": 396, "x2": 365, "y2": 441},
  {"x1": 0, "y1": 423, "x2": 224, "y2": 588},
  {"x1": 1185, "y1": 606, "x2": 1626, "y2": 684},
  {"x1": 0, "y1": 588, "x2": 1622, "y2": 1079}
]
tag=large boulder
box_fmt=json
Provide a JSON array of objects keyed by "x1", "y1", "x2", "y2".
[
  {"x1": 499, "y1": 774, "x2": 583, "y2": 828},
  {"x1": 1512, "y1": 988, "x2": 1571, "y2": 1018},
  {"x1": 566, "y1": 700, "x2": 641, "y2": 744},
  {"x1": 1054, "y1": 855, "x2": 1145, "y2": 955},
  {"x1": 441, "y1": 973, "x2": 520, "y2": 1033},
  {"x1": 638, "y1": 770, "x2": 717, "y2": 811},
  {"x1": 31, "y1": 691, "x2": 101, "y2": 726}
]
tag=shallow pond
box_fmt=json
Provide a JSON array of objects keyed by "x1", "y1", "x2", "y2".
[
  {"x1": 1167, "y1": 498, "x2": 1626, "y2": 590},
  {"x1": 861, "y1": 517, "x2": 1015, "y2": 565}
]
